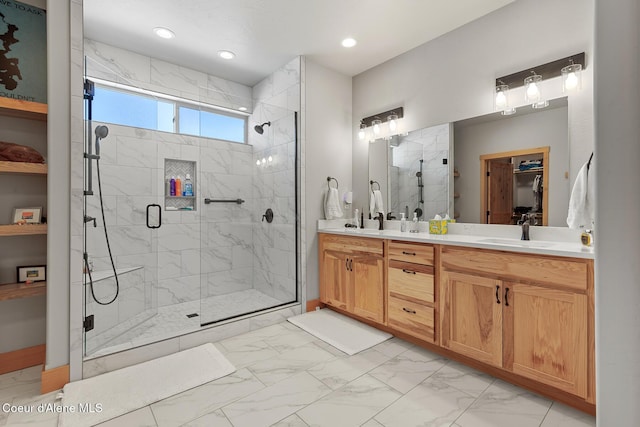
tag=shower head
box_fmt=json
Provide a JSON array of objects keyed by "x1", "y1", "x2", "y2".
[
  {"x1": 94, "y1": 125, "x2": 109, "y2": 157},
  {"x1": 254, "y1": 121, "x2": 271, "y2": 134}
]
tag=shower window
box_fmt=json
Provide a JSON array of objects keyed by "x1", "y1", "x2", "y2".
[
  {"x1": 178, "y1": 105, "x2": 246, "y2": 143},
  {"x1": 92, "y1": 83, "x2": 248, "y2": 143}
]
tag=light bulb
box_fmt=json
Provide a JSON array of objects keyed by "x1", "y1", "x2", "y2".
[
  {"x1": 495, "y1": 91, "x2": 507, "y2": 109},
  {"x1": 526, "y1": 82, "x2": 539, "y2": 100},
  {"x1": 256, "y1": 160, "x2": 261, "y2": 166},
  {"x1": 389, "y1": 119, "x2": 397, "y2": 132},
  {"x1": 358, "y1": 128, "x2": 365, "y2": 140},
  {"x1": 268, "y1": 155, "x2": 273, "y2": 162},
  {"x1": 372, "y1": 119, "x2": 381, "y2": 135},
  {"x1": 565, "y1": 72, "x2": 578, "y2": 91},
  {"x1": 261, "y1": 158, "x2": 266, "y2": 164}
]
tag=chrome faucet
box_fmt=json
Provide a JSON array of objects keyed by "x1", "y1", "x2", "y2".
[
  {"x1": 518, "y1": 213, "x2": 536, "y2": 240},
  {"x1": 377, "y1": 212, "x2": 384, "y2": 230}
]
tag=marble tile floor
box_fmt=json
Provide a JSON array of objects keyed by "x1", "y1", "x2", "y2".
[
  {"x1": 2, "y1": 321, "x2": 596, "y2": 427},
  {"x1": 86, "y1": 289, "x2": 286, "y2": 358}
]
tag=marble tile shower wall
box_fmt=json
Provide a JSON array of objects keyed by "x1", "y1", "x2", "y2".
[
  {"x1": 250, "y1": 58, "x2": 300, "y2": 303},
  {"x1": 84, "y1": 123, "x2": 255, "y2": 316},
  {"x1": 391, "y1": 123, "x2": 450, "y2": 219},
  {"x1": 83, "y1": 39, "x2": 253, "y2": 112}
]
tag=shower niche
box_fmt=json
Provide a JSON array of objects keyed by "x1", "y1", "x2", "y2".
[{"x1": 164, "y1": 158, "x2": 197, "y2": 211}]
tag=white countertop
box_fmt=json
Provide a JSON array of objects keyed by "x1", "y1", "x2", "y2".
[{"x1": 318, "y1": 220, "x2": 594, "y2": 259}]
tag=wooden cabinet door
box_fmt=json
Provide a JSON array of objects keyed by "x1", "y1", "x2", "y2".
[
  {"x1": 442, "y1": 271, "x2": 503, "y2": 367},
  {"x1": 351, "y1": 254, "x2": 385, "y2": 324},
  {"x1": 503, "y1": 282, "x2": 588, "y2": 398},
  {"x1": 321, "y1": 250, "x2": 350, "y2": 311}
]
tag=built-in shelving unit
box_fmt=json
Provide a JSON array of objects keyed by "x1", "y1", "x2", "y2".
[
  {"x1": 0, "y1": 281, "x2": 46, "y2": 302},
  {"x1": 0, "y1": 224, "x2": 48, "y2": 236},
  {"x1": 0, "y1": 161, "x2": 47, "y2": 175},
  {"x1": 513, "y1": 167, "x2": 544, "y2": 174},
  {"x1": 0, "y1": 98, "x2": 47, "y2": 121}
]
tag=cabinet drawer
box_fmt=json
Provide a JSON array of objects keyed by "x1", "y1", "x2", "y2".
[
  {"x1": 389, "y1": 241, "x2": 434, "y2": 265},
  {"x1": 388, "y1": 296, "x2": 435, "y2": 343},
  {"x1": 320, "y1": 233, "x2": 383, "y2": 256},
  {"x1": 441, "y1": 247, "x2": 588, "y2": 290},
  {"x1": 388, "y1": 261, "x2": 434, "y2": 304}
]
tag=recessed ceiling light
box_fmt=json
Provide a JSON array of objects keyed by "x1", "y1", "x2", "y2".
[
  {"x1": 218, "y1": 50, "x2": 236, "y2": 60},
  {"x1": 341, "y1": 37, "x2": 357, "y2": 48},
  {"x1": 238, "y1": 107, "x2": 247, "y2": 111},
  {"x1": 153, "y1": 27, "x2": 175, "y2": 39}
]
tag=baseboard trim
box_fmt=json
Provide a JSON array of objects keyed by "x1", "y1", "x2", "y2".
[
  {"x1": 41, "y1": 364, "x2": 69, "y2": 394},
  {"x1": 0, "y1": 344, "x2": 45, "y2": 375},
  {"x1": 305, "y1": 299, "x2": 322, "y2": 312}
]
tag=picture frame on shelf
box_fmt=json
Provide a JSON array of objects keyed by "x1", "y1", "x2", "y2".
[
  {"x1": 12, "y1": 207, "x2": 42, "y2": 224},
  {"x1": 16, "y1": 265, "x2": 46, "y2": 283}
]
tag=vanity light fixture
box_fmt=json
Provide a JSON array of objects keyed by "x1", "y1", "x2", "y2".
[
  {"x1": 218, "y1": 50, "x2": 236, "y2": 60},
  {"x1": 562, "y1": 61, "x2": 582, "y2": 93},
  {"x1": 495, "y1": 52, "x2": 585, "y2": 109},
  {"x1": 358, "y1": 121, "x2": 366, "y2": 140},
  {"x1": 153, "y1": 27, "x2": 175, "y2": 39},
  {"x1": 494, "y1": 82, "x2": 515, "y2": 115},
  {"x1": 359, "y1": 107, "x2": 404, "y2": 142}
]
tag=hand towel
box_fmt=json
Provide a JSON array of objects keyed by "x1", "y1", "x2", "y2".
[
  {"x1": 370, "y1": 190, "x2": 384, "y2": 217},
  {"x1": 369, "y1": 191, "x2": 376, "y2": 218},
  {"x1": 324, "y1": 188, "x2": 343, "y2": 219},
  {"x1": 567, "y1": 160, "x2": 595, "y2": 229}
]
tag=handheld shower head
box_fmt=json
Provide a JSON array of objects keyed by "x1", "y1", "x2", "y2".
[
  {"x1": 94, "y1": 125, "x2": 109, "y2": 157},
  {"x1": 254, "y1": 121, "x2": 271, "y2": 135}
]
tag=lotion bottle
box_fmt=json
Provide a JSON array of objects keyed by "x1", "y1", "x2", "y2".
[{"x1": 400, "y1": 212, "x2": 407, "y2": 232}]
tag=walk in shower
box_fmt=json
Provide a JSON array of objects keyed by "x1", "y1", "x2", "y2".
[{"x1": 81, "y1": 51, "x2": 300, "y2": 358}]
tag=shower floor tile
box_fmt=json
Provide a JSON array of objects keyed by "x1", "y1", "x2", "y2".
[{"x1": 87, "y1": 289, "x2": 285, "y2": 358}]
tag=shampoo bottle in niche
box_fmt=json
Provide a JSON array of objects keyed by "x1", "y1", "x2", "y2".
[
  {"x1": 184, "y1": 174, "x2": 193, "y2": 196},
  {"x1": 170, "y1": 176, "x2": 176, "y2": 196},
  {"x1": 175, "y1": 176, "x2": 182, "y2": 197},
  {"x1": 410, "y1": 212, "x2": 419, "y2": 233},
  {"x1": 400, "y1": 212, "x2": 407, "y2": 232}
]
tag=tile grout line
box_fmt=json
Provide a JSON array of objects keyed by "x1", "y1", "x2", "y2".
[{"x1": 538, "y1": 401, "x2": 555, "y2": 427}]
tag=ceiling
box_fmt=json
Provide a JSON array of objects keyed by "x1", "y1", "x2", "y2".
[{"x1": 83, "y1": 0, "x2": 514, "y2": 87}]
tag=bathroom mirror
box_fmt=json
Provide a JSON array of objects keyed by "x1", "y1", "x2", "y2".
[{"x1": 368, "y1": 97, "x2": 570, "y2": 226}]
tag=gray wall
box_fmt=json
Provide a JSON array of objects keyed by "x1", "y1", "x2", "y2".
[
  {"x1": 594, "y1": 0, "x2": 640, "y2": 423},
  {"x1": 352, "y1": 0, "x2": 593, "y2": 215},
  {"x1": 304, "y1": 60, "x2": 352, "y2": 301},
  {"x1": 454, "y1": 105, "x2": 569, "y2": 226}
]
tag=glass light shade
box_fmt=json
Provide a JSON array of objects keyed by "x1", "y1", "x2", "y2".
[
  {"x1": 387, "y1": 114, "x2": 398, "y2": 132},
  {"x1": 561, "y1": 63, "x2": 582, "y2": 93},
  {"x1": 358, "y1": 122, "x2": 366, "y2": 140},
  {"x1": 501, "y1": 107, "x2": 517, "y2": 116},
  {"x1": 524, "y1": 73, "x2": 543, "y2": 103},
  {"x1": 494, "y1": 84, "x2": 510, "y2": 112},
  {"x1": 372, "y1": 119, "x2": 382, "y2": 135}
]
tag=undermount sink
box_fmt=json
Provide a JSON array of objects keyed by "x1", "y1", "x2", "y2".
[{"x1": 478, "y1": 238, "x2": 555, "y2": 248}]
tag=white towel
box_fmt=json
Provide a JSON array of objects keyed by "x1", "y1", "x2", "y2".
[
  {"x1": 567, "y1": 160, "x2": 595, "y2": 229},
  {"x1": 370, "y1": 190, "x2": 384, "y2": 218},
  {"x1": 324, "y1": 188, "x2": 343, "y2": 219}
]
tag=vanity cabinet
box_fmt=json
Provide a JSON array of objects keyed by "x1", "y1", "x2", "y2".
[
  {"x1": 387, "y1": 241, "x2": 437, "y2": 343},
  {"x1": 440, "y1": 246, "x2": 592, "y2": 399},
  {"x1": 319, "y1": 233, "x2": 385, "y2": 324}
]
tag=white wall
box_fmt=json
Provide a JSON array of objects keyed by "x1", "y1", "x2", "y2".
[
  {"x1": 304, "y1": 60, "x2": 352, "y2": 301},
  {"x1": 454, "y1": 105, "x2": 569, "y2": 225},
  {"x1": 352, "y1": 0, "x2": 593, "y2": 214},
  {"x1": 594, "y1": 0, "x2": 640, "y2": 424}
]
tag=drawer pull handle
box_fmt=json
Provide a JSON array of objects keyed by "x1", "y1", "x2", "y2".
[
  {"x1": 505, "y1": 287, "x2": 510, "y2": 306},
  {"x1": 496, "y1": 285, "x2": 501, "y2": 304},
  {"x1": 402, "y1": 251, "x2": 417, "y2": 256},
  {"x1": 402, "y1": 307, "x2": 417, "y2": 314},
  {"x1": 402, "y1": 269, "x2": 416, "y2": 275}
]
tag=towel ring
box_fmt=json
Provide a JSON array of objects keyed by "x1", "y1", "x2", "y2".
[
  {"x1": 327, "y1": 176, "x2": 339, "y2": 190},
  {"x1": 370, "y1": 180, "x2": 380, "y2": 192}
]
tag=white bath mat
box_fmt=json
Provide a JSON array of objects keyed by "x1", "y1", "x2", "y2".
[
  {"x1": 58, "y1": 343, "x2": 234, "y2": 427},
  {"x1": 288, "y1": 308, "x2": 392, "y2": 355}
]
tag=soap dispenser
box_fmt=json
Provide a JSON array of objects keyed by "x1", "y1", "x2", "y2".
[
  {"x1": 410, "y1": 212, "x2": 419, "y2": 233},
  {"x1": 400, "y1": 212, "x2": 407, "y2": 232}
]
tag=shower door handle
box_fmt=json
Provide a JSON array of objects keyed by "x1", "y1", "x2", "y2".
[{"x1": 146, "y1": 204, "x2": 162, "y2": 229}]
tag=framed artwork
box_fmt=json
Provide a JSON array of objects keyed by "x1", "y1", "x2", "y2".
[
  {"x1": 17, "y1": 265, "x2": 46, "y2": 283},
  {"x1": 12, "y1": 207, "x2": 42, "y2": 224}
]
